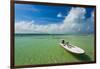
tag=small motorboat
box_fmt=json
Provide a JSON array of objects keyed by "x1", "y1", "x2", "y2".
[{"x1": 59, "y1": 40, "x2": 85, "y2": 54}]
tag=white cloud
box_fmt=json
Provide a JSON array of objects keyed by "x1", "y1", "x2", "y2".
[
  {"x1": 57, "y1": 13, "x2": 63, "y2": 18},
  {"x1": 85, "y1": 11, "x2": 94, "y2": 32},
  {"x1": 15, "y1": 7, "x2": 94, "y2": 34}
]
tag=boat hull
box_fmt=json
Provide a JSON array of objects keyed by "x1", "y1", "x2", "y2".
[{"x1": 60, "y1": 43, "x2": 85, "y2": 54}]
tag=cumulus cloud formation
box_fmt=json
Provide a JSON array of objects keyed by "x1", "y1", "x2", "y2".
[{"x1": 15, "y1": 7, "x2": 94, "y2": 34}]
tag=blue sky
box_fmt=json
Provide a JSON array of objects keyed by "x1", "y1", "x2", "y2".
[
  {"x1": 15, "y1": 3, "x2": 95, "y2": 34},
  {"x1": 15, "y1": 4, "x2": 70, "y2": 24}
]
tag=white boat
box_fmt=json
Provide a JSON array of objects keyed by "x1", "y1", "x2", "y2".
[{"x1": 59, "y1": 43, "x2": 85, "y2": 54}]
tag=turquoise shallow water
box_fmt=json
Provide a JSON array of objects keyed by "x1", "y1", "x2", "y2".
[{"x1": 15, "y1": 34, "x2": 95, "y2": 66}]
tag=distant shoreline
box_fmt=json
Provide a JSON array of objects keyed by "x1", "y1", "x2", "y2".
[{"x1": 15, "y1": 33, "x2": 94, "y2": 36}]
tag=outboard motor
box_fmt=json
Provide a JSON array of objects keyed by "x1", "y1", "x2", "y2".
[{"x1": 61, "y1": 39, "x2": 65, "y2": 46}]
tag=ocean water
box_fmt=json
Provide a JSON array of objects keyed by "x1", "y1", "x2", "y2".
[{"x1": 15, "y1": 34, "x2": 95, "y2": 66}]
